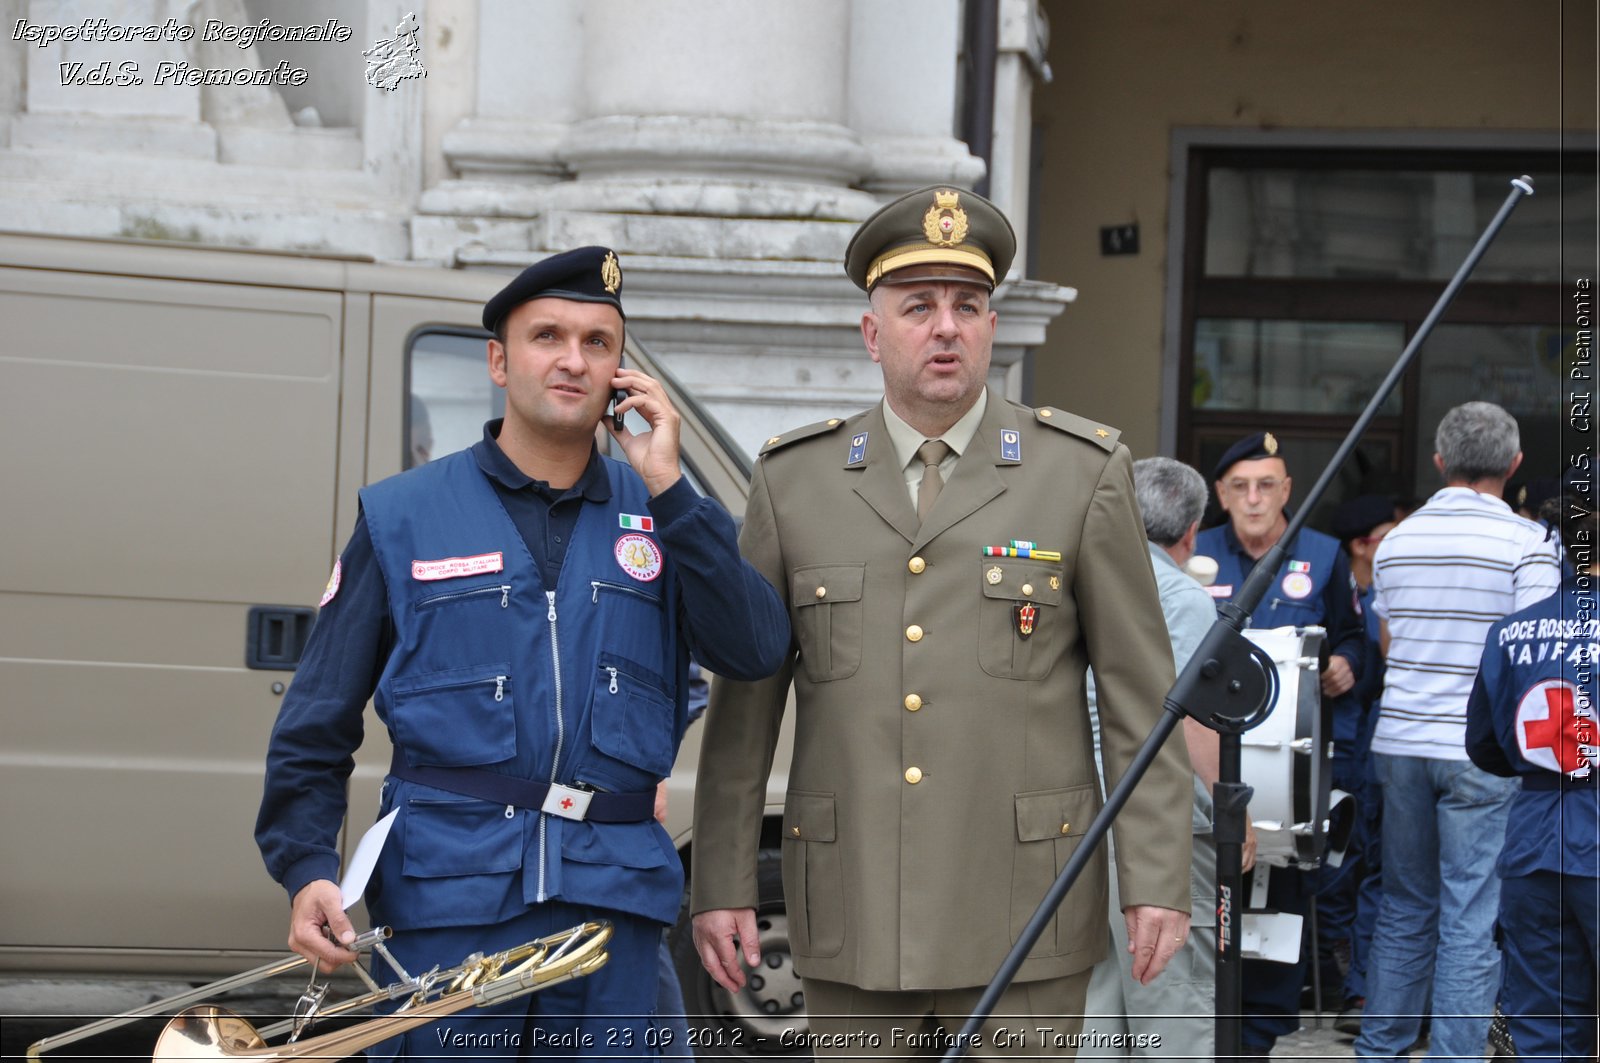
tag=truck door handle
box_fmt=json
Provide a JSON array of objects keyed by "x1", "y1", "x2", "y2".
[{"x1": 246, "y1": 606, "x2": 315, "y2": 670}]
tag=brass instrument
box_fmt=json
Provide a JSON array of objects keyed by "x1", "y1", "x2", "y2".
[{"x1": 26, "y1": 921, "x2": 612, "y2": 1062}]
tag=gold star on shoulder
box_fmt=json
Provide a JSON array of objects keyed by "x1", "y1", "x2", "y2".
[{"x1": 1095, "y1": 429, "x2": 1109, "y2": 438}]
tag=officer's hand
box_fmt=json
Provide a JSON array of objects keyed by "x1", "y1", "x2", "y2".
[
  {"x1": 607, "y1": 367, "x2": 682, "y2": 497},
  {"x1": 1321, "y1": 655, "x2": 1355, "y2": 697},
  {"x1": 1242, "y1": 819, "x2": 1258, "y2": 873},
  {"x1": 692, "y1": 908, "x2": 760, "y2": 993},
  {"x1": 288, "y1": 879, "x2": 359, "y2": 974},
  {"x1": 1123, "y1": 904, "x2": 1190, "y2": 986}
]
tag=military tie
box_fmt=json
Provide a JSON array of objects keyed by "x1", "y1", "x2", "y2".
[{"x1": 916, "y1": 439, "x2": 953, "y2": 522}]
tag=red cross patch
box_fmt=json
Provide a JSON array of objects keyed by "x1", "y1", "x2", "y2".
[{"x1": 1516, "y1": 679, "x2": 1597, "y2": 776}]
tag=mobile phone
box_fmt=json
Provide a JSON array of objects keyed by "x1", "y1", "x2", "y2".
[{"x1": 611, "y1": 355, "x2": 627, "y2": 431}]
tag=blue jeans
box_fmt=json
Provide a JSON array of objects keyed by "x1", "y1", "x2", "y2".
[{"x1": 1354, "y1": 754, "x2": 1517, "y2": 1061}]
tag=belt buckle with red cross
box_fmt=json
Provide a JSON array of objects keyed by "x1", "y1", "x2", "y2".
[{"x1": 541, "y1": 783, "x2": 594, "y2": 821}]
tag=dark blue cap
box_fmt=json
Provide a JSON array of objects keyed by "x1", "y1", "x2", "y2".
[
  {"x1": 1330, "y1": 494, "x2": 1395, "y2": 541},
  {"x1": 1213, "y1": 431, "x2": 1283, "y2": 481},
  {"x1": 482, "y1": 246, "x2": 625, "y2": 335}
]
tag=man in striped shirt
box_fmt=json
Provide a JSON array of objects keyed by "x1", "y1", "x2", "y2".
[{"x1": 1355, "y1": 402, "x2": 1561, "y2": 1061}]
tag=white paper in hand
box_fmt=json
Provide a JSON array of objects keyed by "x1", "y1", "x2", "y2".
[{"x1": 339, "y1": 809, "x2": 398, "y2": 910}]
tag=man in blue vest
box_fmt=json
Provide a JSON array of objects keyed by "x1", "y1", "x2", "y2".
[
  {"x1": 1193, "y1": 431, "x2": 1366, "y2": 1057},
  {"x1": 255, "y1": 246, "x2": 790, "y2": 1059},
  {"x1": 1466, "y1": 481, "x2": 1598, "y2": 1063}
]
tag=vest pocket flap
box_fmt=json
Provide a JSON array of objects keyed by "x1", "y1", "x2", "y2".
[
  {"x1": 1014, "y1": 784, "x2": 1097, "y2": 842},
  {"x1": 402, "y1": 796, "x2": 522, "y2": 878},
  {"x1": 561, "y1": 821, "x2": 671, "y2": 869},
  {"x1": 590, "y1": 653, "x2": 676, "y2": 779},
  {"x1": 979, "y1": 560, "x2": 1064, "y2": 605},
  {"x1": 793, "y1": 564, "x2": 865, "y2": 607},
  {"x1": 390, "y1": 663, "x2": 515, "y2": 768},
  {"x1": 783, "y1": 791, "x2": 837, "y2": 842}
]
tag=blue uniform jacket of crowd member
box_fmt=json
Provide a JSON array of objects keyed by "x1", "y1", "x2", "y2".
[
  {"x1": 1194, "y1": 521, "x2": 1367, "y2": 742},
  {"x1": 1466, "y1": 573, "x2": 1600, "y2": 879},
  {"x1": 256, "y1": 429, "x2": 789, "y2": 930}
]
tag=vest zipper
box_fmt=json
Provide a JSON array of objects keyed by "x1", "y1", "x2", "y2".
[
  {"x1": 416, "y1": 583, "x2": 512, "y2": 610},
  {"x1": 590, "y1": 579, "x2": 661, "y2": 606},
  {"x1": 537, "y1": 589, "x2": 565, "y2": 902}
]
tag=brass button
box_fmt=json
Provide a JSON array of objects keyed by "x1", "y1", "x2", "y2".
[
  {"x1": 905, "y1": 766, "x2": 923, "y2": 784},
  {"x1": 815, "y1": 586, "x2": 827, "y2": 599},
  {"x1": 767, "y1": 436, "x2": 781, "y2": 445},
  {"x1": 1040, "y1": 409, "x2": 1053, "y2": 418},
  {"x1": 906, "y1": 624, "x2": 924, "y2": 643},
  {"x1": 908, "y1": 556, "x2": 926, "y2": 574},
  {"x1": 904, "y1": 694, "x2": 923, "y2": 711},
  {"x1": 1022, "y1": 583, "x2": 1034, "y2": 596},
  {"x1": 1060, "y1": 823, "x2": 1071, "y2": 835},
  {"x1": 792, "y1": 825, "x2": 801, "y2": 837},
  {"x1": 827, "y1": 419, "x2": 840, "y2": 426}
]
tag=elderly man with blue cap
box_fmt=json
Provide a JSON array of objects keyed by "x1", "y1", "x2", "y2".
[
  {"x1": 255, "y1": 246, "x2": 789, "y2": 1059},
  {"x1": 1193, "y1": 432, "x2": 1367, "y2": 1057}
]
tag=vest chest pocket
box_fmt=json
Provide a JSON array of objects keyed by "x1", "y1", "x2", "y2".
[
  {"x1": 589, "y1": 653, "x2": 676, "y2": 781},
  {"x1": 793, "y1": 564, "x2": 865, "y2": 683},
  {"x1": 389, "y1": 663, "x2": 516, "y2": 768},
  {"x1": 978, "y1": 560, "x2": 1065, "y2": 680}
]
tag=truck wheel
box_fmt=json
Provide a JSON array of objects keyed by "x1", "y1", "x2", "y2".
[{"x1": 670, "y1": 847, "x2": 810, "y2": 1061}]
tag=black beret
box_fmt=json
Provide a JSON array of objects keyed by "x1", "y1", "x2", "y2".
[
  {"x1": 844, "y1": 185, "x2": 1017, "y2": 293},
  {"x1": 1212, "y1": 431, "x2": 1284, "y2": 481},
  {"x1": 482, "y1": 246, "x2": 625, "y2": 335},
  {"x1": 1507, "y1": 476, "x2": 1560, "y2": 513},
  {"x1": 1330, "y1": 494, "x2": 1396, "y2": 542}
]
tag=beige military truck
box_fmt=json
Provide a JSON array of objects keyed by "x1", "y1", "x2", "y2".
[{"x1": 0, "y1": 232, "x2": 802, "y2": 1058}]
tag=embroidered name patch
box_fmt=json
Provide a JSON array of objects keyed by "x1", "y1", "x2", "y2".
[
  {"x1": 615, "y1": 534, "x2": 663, "y2": 582},
  {"x1": 412, "y1": 551, "x2": 505, "y2": 581},
  {"x1": 1206, "y1": 584, "x2": 1234, "y2": 598}
]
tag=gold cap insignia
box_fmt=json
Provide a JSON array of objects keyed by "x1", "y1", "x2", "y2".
[
  {"x1": 601, "y1": 251, "x2": 622, "y2": 295},
  {"x1": 1264, "y1": 432, "x2": 1279, "y2": 456},
  {"x1": 923, "y1": 189, "x2": 969, "y2": 248}
]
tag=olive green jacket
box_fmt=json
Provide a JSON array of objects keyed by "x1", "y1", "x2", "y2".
[{"x1": 691, "y1": 397, "x2": 1192, "y2": 991}]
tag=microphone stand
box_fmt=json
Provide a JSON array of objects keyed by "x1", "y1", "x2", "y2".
[{"x1": 940, "y1": 175, "x2": 1534, "y2": 1063}]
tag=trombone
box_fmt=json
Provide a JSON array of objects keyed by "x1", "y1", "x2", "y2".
[{"x1": 26, "y1": 920, "x2": 612, "y2": 1062}]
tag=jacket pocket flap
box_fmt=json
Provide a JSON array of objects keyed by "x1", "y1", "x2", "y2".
[
  {"x1": 793, "y1": 564, "x2": 865, "y2": 607},
  {"x1": 1014, "y1": 784, "x2": 1098, "y2": 842},
  {"x1": 561, "y1": 821, "x2": 671, "y2": 869},
  {"x1": 980, "y1": 560, "x2": 1064, "y2": 605},
  {"x1": 402, "y1": 796, "x2": 522, "y2": 878},
  {"x1": 783, "y1": 791, "x2": 837, "y2": 842}
]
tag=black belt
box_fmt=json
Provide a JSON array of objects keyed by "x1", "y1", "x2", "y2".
[
  {"x1": 1522, "y1": 772, "x2": 1598, "y2": 791},
  {"x1": 389, "y1": 748, "x2": 656, "y2": 822}
]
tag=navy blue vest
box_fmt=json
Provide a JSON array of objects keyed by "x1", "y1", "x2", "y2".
[
  {"x1": 1195, "y1": 523, "x2": 1344, "y2": 631},
  {"x1": 357, "y1": 450, "x2": 687, "y2": 928}
]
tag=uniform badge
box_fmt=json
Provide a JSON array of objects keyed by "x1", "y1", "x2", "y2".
[
  {"x1": 847, "y1": 432, "x2": 869, "y2": 466},
  {"x1": 1515, "y1": 678, "x2": 1597, "y2": 776},
  {"x1": 601, "y1": 251, "x2": 622, "y2": 294},
  {"x1": 986, "y1": 565, "x2": 1003, "y2": 585},
  {"x1": 319, "y1": 557, "x2": 342, "y2": 606},
  {"x1": 1281, "y1": 570, "x2": 1314, "y2": 599},
  {"x1": 1049, "y1": 575, "x2": 1061, "y2": 591},
  {"x1": 1264, "y1": 432, "x2": 1279, "y2": 455},
  {"x1": 1206, "y1": 584, "x2": 1234, "y2": 598},
  {"x1": 615, "y1": 533, "x2": 663, "y2": 582},
  {"x1": 1015, "y1": 603, "x2": 1037, "y2": 639},
  {"x1": 618, "y1": 513, "x2": 654, "y2": 532},
  {"x1": 1000, "y1": 429, "x2": 1021, "y2": 462},
  {"x1": 923, "y1": 188, "x2": 969, "y2": 247}
]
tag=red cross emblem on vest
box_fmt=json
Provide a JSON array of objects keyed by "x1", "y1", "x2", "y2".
[{"x1": 1517, "y1": 679, "x2": 1595, "y2": 775}]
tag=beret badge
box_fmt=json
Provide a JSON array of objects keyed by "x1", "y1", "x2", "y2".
[{"x1": 601, "y1": 251, "x2": 622, "y2": 295}]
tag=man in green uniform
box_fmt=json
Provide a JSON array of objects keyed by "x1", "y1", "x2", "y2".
[{"x1": 690, "y1": 186, "x2": 1195, "y2": 1058}]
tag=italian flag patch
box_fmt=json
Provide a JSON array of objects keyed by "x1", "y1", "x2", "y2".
[
  {"x1": 1288, "y1": 560, "x2": 1311, "y2": 573},
  {"x1": 619, "y1": 513, "x2": 654, "y2": 532}
]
